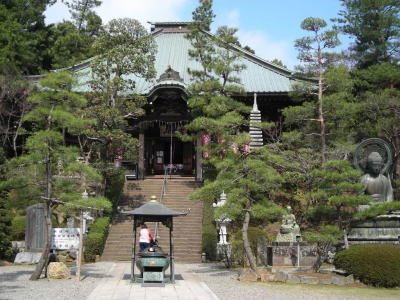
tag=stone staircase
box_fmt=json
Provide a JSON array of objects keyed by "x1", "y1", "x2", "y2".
[{"x1": 101, "y1": 178, "x2": 203, "y2": 262}]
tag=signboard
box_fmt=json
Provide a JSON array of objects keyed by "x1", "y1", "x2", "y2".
[{"x1": 51, "y1": 228, "x2": 80, "y2": 250}]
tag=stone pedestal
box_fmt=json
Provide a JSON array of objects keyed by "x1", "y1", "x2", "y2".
[
  {"x1": 14, "y1": 252, "x2": 42, "y2": 264},
  {"x1": 268, "y1": 242, "x2": 317, "y2": 267},
  {"x1": 348, "y1": 212, "x2": 400, "y2": 245}
]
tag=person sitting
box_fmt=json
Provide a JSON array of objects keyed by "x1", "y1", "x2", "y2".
[{"x1": 139, "y1": 224, "x2": 154, "y2": 251}]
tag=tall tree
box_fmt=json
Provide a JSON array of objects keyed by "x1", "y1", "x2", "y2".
[
  {"x1": 185, "y1": 0, "x2": 284, "y2": 271},
  {"x1": 4, "y1": 72, "x2": 110, "y2": 279},
  {"x1": 0, "y1": 147, "x2": 12, "y2": 260},
  {"x1": 288, "y1": 17, "x2": 340, "y2": 163},
  {"x1": 0, "y1": 0, "x2": 56, "y2": 73},
  {"x1": 50, "y1": 0, "x2": 102, "y2": 68},
  {"x1": 78, "y1": 18, "x2": 156, "y2": 169},
  {"x1": 0, "y1": 71, "x2": 31, "y2": 156},
  {"x1": 191, "y1": 146, "x2": 285, "y2": 271},
  {"x1": 335, "y1": 0, "x2": 400, "y2": 68}
]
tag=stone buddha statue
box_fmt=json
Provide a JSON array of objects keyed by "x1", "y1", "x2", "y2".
[
  {"x1": 276, "y1": 206, "x2": 301, "y2": 243},
  {"x1": 361, "y1": 151, "x2": 393, "y2": 203}
]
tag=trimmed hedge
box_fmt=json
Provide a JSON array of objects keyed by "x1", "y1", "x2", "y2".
[
  {"x1": 84, "y1": 217, "x2": 110, "y2": 262},
  {"x1": 334, "y1": 244, "x2": 400, "y2": 288}
]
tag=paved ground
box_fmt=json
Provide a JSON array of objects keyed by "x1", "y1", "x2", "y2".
[
  {"x1": 1, "y1": 262, "x2": 400, "y2": 300},
  {"x1": 86, "y1": 262, "x2": 218, "y2": 300}
]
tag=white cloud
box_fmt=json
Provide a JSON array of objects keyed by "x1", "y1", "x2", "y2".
[
  {"x1": 45, "y1": 0, "x2": 190, "y2": 29},
  {"x1": 96, "y1": 0, "x2": 189, "y2": 28},
  {"x1": 237, "y1": 30, "x2": 296, "y2": 69},
  {"x1": 212, "y1": 8, "x2": 296, "y2": 69},
  {"x1": 225, "y1": 9, "x2": 240, "y2": 28}
]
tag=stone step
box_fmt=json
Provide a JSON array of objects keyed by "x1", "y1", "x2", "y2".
[{"x1": 102, "y1": 178, "x2": 203, "y2": 263}]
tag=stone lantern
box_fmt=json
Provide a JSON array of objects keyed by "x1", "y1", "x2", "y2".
[{"x1": 213, "y1": 192, "x2": 231, "y2": 258}]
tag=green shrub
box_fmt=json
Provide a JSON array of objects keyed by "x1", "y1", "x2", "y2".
[
  {"x1": 202, "y1": 197, "x2": 217, "y2": 261},
  {"x1": 334, "y1": 244, "x2": 400, "y2": 288},
  {"x1": 231, "y1": 226, "x2": 270, "y2": 267},
  {"x1": 10, "y1": 216, "x2": 25, "y2": 240},
  {"x1": 84, "y1": 217, "x2": 110, "y2": 262},
  {"x1": 105, "y1": 170, "x2": 125, "y2": 214},
  {"x1": 0, "y1": 198, "x2": 13, "y2": 260},
  {"x1": 89, "y1": 217, "x2": 110, "y2": 234}
]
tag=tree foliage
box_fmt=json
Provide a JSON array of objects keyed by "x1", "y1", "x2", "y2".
[
  {"x1": 78, "y1": 18, "x2": 156, "y2": 169},
  {"x1": 50, "y1": 0, "x2": 102, "y2": 68},
  {"x1": 290, "y1": 17, "x2": 340, "y2": 163},
  {"x1": 335, "y1": 0, "x2": 400, "y2": 68},
  {"x1": 4, "y1": 72, "x2": 110, "y2": 278},
  {"x1": 0, "y1": 0, "x2": 55, "y2": 73}
]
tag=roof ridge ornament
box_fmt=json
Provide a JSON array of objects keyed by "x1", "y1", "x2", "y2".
[{"x1": 158, "y1": 65, "x2": 184, "y2": 83}]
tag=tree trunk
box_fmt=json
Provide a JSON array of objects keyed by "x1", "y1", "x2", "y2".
[
  {"x1": 318, "y1": 52, "x2": 326, "y2": 163},
  {"x1": 242, "y1": 210, "x2": 257, "y2": 272},
  {"x1": 30, "y1": 154, "x2": 52, "y2": 280}
]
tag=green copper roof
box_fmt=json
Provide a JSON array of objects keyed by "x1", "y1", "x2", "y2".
[{"x1": 69, "y1": 27, "x2": 296, "y2": 95}]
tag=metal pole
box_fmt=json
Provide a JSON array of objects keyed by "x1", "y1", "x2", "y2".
[
  {"x1": 132, "y1": 222, "x2": 137, "y2": 283},
  {"x1": 297, "y1": 241, "x2": 300, "y2": 268},
  {"x1": 169, "y1": 124, "x2": 173, "y2": 175},
  {"x1": 77, "y1": 209, "x2": 84, "y2": 281},
  {"x1": 170, "y1": 219, "x2": 175, "y2": 283}
]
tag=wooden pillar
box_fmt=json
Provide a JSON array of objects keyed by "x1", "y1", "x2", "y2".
[
  {"x1": 138, "y1": 132, "x2": 145, "y2": 180},
  {"x1": 195, "y1": 137, "x2": 202, "y2": 182},
  {"x1": 132, "y1": 221, "x2": 136, "y2": 283}
]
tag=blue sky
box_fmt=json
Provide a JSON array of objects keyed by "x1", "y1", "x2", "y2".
[{"x1": 45, "y1": 0, "x2": 352, "y2": 69}]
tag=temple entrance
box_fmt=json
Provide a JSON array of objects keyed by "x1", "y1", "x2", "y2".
[
  {"x1": 145, "y1": 136, "x2": 194, "y2": 175},
  {"x1": 139, "y1": 86, "x2": 195, "y2": 177},
  {"x1": 144, "y1": 123, "x2": 194, "y2": 175}
]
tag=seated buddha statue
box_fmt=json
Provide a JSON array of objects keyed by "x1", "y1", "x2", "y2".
[
  {"x1": 276, "y1": 206, "x2": 301, "y2": 242},
  {"x1": 361, "y1": 152, "x2": 393, "y2": 203}
]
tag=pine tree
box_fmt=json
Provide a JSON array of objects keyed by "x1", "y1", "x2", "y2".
[
  {"x1": 335, "y1": 0, "x2": 400, "y2": 68},
  {"x1": 78, "y1": 18, "x2": 156, "y2": 169},
  {"x1": 49, "y1": 0, "x2": 102, "y2": 68},
  {"x1": 184, "y1": 0, "x2": 248, "y2": 146},
  {"x1": 191, "y1": 146, "x2": 285, "y2": 271},
  {"x1": 5, "y1": 72, "x2": 110, "y2": 280},
  {"x1": 289, "y1": 17, "x2": 340, "y2": 163},
  {"x1": 0, "y1": 0, "x2": 55, "y2": 73},
  {"x1": 185, "y1": 0, "x2": 285, "y2": 271}
]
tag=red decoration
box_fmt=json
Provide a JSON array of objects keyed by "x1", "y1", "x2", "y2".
[{"x1": 201, "y1": 134, "x2": 211, "y2": 159}]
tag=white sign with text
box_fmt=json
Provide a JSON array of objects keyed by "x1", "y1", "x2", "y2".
[{"x1": 51, "y1": 228, "x2": 80, "y2": 250}]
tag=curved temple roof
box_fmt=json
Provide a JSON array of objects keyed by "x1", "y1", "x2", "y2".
[
  {"x1": 122, "y1": 200, "x2": 186, "y2": 217},
  {"x1": 53, "y1": 22, "x2": 297, "y2": 95}
]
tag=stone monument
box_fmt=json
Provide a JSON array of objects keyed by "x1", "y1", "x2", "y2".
[
  {"x1": 348, "y1": 138, "x2": 400, "y2": 244},
  {"x1": 14, "y1": 203, "x2": 46, "y2": 264}
]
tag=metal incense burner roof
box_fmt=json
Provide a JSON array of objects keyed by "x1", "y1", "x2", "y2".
[{"x1": 121, "y1": 198, "x2": 187, "y2": 284}]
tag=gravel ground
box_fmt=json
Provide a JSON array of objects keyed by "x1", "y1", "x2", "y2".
[
  {"x1": 1, "y1": 262, "x2": 399, "y2": 300},
  {"x1": 0, "y1": 262, "x2": 113, "y2": 300},
  {"x1": 182, "y1": 264, "x2": 400, "y2": 300}
]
